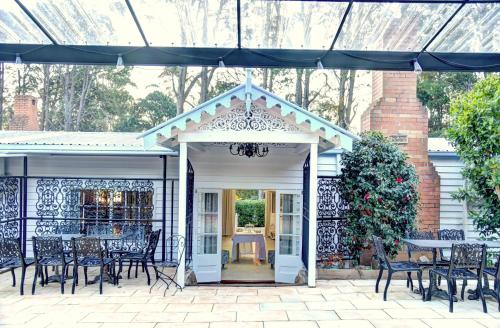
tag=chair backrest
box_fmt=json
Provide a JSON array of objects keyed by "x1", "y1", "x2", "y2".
[
  {"x1": 406, "y1": 230, "x2": 434, "y2": 259},
  {"x1": 145, "y1": 229, "x2": 161, "y2": 258},
  {"x1": 438, "y1": 229, "x2": 465, "y2": 241},
  {"x1": 0, "y1": 238, "x2": 23, "y2": 265},
  {"x1": 449, "y1": 243, "x2": 486, "y2": 274},
  {"x1": 87, "y1": 224, "x2": 113, "y2": 236},
  {"x1": 165, "y1": 235, "x2": 185, "y2": 264},
  {"x1": 32, "y1": 236, "x2": 64, "y2": 259},
  {"x1": 58, "y1": 220, "x2": 80, "y2": 234},
  {"x1": 372, "y1": 235, "x2": 389, "y2": 266},
  {"x1": 72, "y1": 237, "x2": 103, "y2": 261}
]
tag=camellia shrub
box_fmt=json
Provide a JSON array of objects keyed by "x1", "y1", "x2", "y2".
[
  {"x1": 339, "y1": 132, "x2": 420, "y2": 259},
  {"x1": 236, "y1": 199, "x2": 265, "y2": 227},
  {"x1": 447, "y1": 76, "x2": 500, "y2": 237}
]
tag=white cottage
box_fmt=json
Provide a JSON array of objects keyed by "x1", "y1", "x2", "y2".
[{"x1": 0, "y1": 75, "x2": 357, "y2": 288}]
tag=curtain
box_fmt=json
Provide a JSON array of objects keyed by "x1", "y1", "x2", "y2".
[
  {"x1": 264, "y1": 191, "x2": 276, "y2": 238},
  {"x1": 222, "y1": 189, "x2": 235, "y2": 236}
]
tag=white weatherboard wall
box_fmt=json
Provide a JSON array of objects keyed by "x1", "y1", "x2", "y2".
[
  {"x1": 21, "y1": 155, "x2": 179, "y2": 257},
  {"x1": 429, "y1": 155, "x2": 476, "y2": 238},
  {"x1": 318, "y1": 154, "x2": 340, "y2": 177}
]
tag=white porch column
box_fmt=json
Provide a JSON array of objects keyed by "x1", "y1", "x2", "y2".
[
  {"x1": 308, "y1": 143, "x2": 318, "y2": 287},
  {"x1": 177, "y1": 142, "x2": 187, "y2": 288}
]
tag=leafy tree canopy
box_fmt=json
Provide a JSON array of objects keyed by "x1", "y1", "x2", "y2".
[
  {"x1": 339, "y1": 132, "x2": 419, "y2": 259},
  {"x1": 447, "y1": 75, "x2": 500, "y2": 236}
]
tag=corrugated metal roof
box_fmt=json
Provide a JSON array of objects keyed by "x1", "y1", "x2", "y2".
[
  {"x1": 428, "y1": 137, "x2": 456, "y2": 153},
  {"x1": 0, "y1": 131, "x2": 175, "y2": 156}
]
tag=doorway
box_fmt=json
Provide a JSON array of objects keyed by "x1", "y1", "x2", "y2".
[{"x1": 221, "y1": 189, "x2": 275, "y2": 282}]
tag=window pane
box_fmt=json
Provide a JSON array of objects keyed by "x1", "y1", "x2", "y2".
[
  {"x1": 429, "y1": 3, "x2": 499, "y2": 53},
  {"x1": 202, "y1": 235, "x2": 217, "y2": 254},
  {"x1": 21, "y1": 0, "x2": 143, "y2": 45},
  {"x1": 280, "y1": 194, "x2": 300, "y2": 214},
  {"x1": 241, "y1": 0, "x2": 348, "y2": 49},
  {"x1": 0, "y1": 0, "x2": 51, "y2": 44},
  {"x1": 130, "y1": 0, "x2": 237, "y2": 47},
  {"x1": 202, "y1": 214, "x2": 217, "y2": 234},
  {"x1": 336, "y1": 2, "x2": 460, "y2": 51},
  {"x1": 203, "y1": 193, "x2": 218, "y2": 213},
  {"x1": 280, "y1": 235, "x2": 293, "y2": 255},
  {"x1": 280, "y1": 214, "x2": 293, "y2": 235}
]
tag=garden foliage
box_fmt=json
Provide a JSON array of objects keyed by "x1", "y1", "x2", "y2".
[
  {"x1": 235, "y1": 199, "x2": 265, "y2": 227},
  {"x1": 447, "y1": 76, "x2": 500, "y2": 236},
  {"x1": 339, "y1": 132, "x2": 420, "y2": 259}
]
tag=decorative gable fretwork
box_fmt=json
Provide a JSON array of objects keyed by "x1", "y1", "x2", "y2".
[{"x1": 198, "y1": 103, "x2": 299, "y2": 132}]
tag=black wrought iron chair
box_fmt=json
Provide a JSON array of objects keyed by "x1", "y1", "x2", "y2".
[
  {"x1": 372, "y1": 235, "x2": 424, "y2": 301},
  {"x1": 483, "y1": 253, "x2": 500, "y2": 311},
  {"x1": 87, "y1": 223, "x2": 113, "y2": 236},
  {"x1": 151, "y1": 235, "x2": 185, "y2": 295},
  {"x1": 109, "y1": 224, "x2": 148, "y2": 278},
  {"x1": 59, "y1": 220, "x2": 80, "y2": 234},
  {"x1": 117, "y1": 229, "x2": 160, "y2": 285},
  {"x1": 405, "y1": 230, "x2": 434, "y2": 291},
  {"x1": 0, "y1": 238, "x2": 34, "y2": 295},
  {"x1": 437, "y1": 229, "x2": 465, "y2": 286},
  {"x1": 32, "y1": 236, "x2": 73, "y2": 294},
  {"x1": 71, "y1": 237, "x2": 115, "y2": 294},
  {"x1": 428, "y1": 243, "x2": 487, "y2": 313}
]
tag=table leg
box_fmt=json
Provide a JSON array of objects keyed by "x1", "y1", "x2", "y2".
[{"x1": 424, "y1": 247, "x2": 456, "y2": 302}]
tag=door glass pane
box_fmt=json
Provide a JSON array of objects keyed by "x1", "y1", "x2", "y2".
[
  {"x1": 198, "y1": 192, "x2": 219, "y2": 255},
  {"x1": 279, "y1": 193, "x2": 301, "y2": 256}
]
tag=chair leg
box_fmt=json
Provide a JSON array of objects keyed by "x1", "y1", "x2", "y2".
[
  {"x1": 135, "y1": 261, "x2": 139, "y2": 278},
  {"x1": 478, "y1": 277, "x2": 487, "y2": 313},
  {"x1": 99, "y1": 266, "x2": 104, "y2": 295},
  {"x1": 383, "y1": 271, "x2": 392, "y2": 301},
  {"x1": 117, "y1": 260, "x2": 123, "y2": 284},
  {"x1": 375, "y1": 267, "x2": 383, "y2": 293},
  {"x1": 72, "y1": 265, "x2": 78, "y2": 294},
  {"x1": 60, "y1": 265, "x2": 65, "y2": 294},
  {"x1": 44, "y1": 266, "x2": 49, "y2": 284},
  {"x1": 84, "y1": 267, "x2": 88, "y2": 286},
  {"x1": 461, "y1": 280, "x2": 467, "y2": 300},
  {"x1": 406, "y1": 272, "x2": 413, "y2": 291},
  {"x1": 127, "y1": 260, "x2": 133, "y2": 279},
  {"x1": 447, "y1": 279, "x2": 453, "y2": 313},
  {"x1": 20, "y1": 266, "x2": 26, "y2": 296},
  {"x1": 438, "y1": 275, "x2": 441, "y2": 286},
  {"x1": 496, "y1": 278, "x2": 500, "y2": 312},
  {"x1": 152, "y1": 259, "x2": 159, "y2": 280},
  {"x1": 32, "y1": 265, "x2": 38, "y2": 295},
  {"x1": 427, "y1": 272, "x2": 434, "y2": 301},
  {"x1": 10, "y1": 268, "x2": 16, "y2": 287},
  {"x1": 417, "y1": 271, "x2": 425, "y2": 301},
  {"x1": 143, "y1": 261, "x2": 151, "y2": 286}
]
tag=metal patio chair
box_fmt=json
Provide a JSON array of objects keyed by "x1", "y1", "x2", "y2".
[
  {"x1": 405, "y1": 230, "x2": 434, "y2": 291},
  {"x1": 109, "y1": 224, "x2": 148, "y2": 278},
  {"x1": 0, "y1": 238, "x2": 35, "y2": 295},
  {"x1": 437, "y1": 229, "x2": 465, "y2": 286},
  {"x1": 87, "y1": 223, "x2": 113, "y2": 236},
  {"x1": 117, "y1": 229, "x2": 160, "y2": 286},
  {"x1": 372, "y1": 235, "x2": 425, "y2": 301},
  {"x1": 428, "y1": 243, "x2": 487, "y2": 313},
  {"x1": 483, "y1": 253, "x2": 500, "y2": 311},
  {"x1": 71, "y1": 237, "x2": 116, "y2": 294},
  {"x1": 151, "y1": 235, "x2": 185, "y2": 295},
  {"x1": 32, "y1": 236, "x2": 73, "y2": 294}
]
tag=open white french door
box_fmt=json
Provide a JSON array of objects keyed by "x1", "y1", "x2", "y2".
[
  {"x1": 193, "y1": 189, "x2": 222, "y2": 283},
  {"x1": 275, "y1": 190, "x2": 303, "y2": 283}
]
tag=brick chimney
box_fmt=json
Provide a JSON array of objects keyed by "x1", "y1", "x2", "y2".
[
  {"x1": 9, "y1": 95, "x2": 39, "y2": 131},
  {"x1": 361, "y1": 71, "x2": 440, "y2": 233}
]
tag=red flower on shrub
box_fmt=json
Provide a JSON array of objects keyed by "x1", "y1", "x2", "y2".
[
  {"x1": 396, "y1": 177, "x2": 403, "y2": 183},
  {"x1": 377, "y1": 197, "x2": 383, "y2": 203},
  {"x1": 394, "y1": 239, "x2": 399, "y2": 247},
  {"x1": 364, "y1": 193, "x2": 370, "y2": 201}
]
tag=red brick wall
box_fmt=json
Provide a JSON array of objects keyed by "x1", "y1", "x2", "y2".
[
  {"x1": 361, "y1": 71, "x2": 440, "y2": 233},
  {"x1": 9, "y1": 95, "x2": 39, "y2": 131}
]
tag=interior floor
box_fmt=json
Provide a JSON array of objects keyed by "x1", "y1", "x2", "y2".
[{"x1": 221, "y1": 236, "x2": 275, "y2": 282}]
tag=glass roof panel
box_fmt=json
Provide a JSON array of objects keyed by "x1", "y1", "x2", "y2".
[
  {"x1": 0, "y1": 0, "x2": 51, "y2": 44},
  {"x1": 240, "y1": 0, "x2": 349, "y2": 49},
  {"x1": 336, "y1": 2, "x2": 460, "y2": 51},
  {"x1": 429, "y1": 3, "x2": 499, "y2": 53},
  {"x1": 21, "y1": 0, "x2": 143, "y2": 46},
  {"x1": 131, "y1": 0, "x2": 237, "y2": 47}
]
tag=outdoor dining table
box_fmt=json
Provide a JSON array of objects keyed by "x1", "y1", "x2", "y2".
[
  {"x1": 232, "y1": 233, "x2": 267, "y2": 262},
  {"x1": 402, "y1": 238, "x2": 500, "y2": 301}
]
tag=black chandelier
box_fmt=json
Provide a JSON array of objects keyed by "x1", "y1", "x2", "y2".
[{"x1": 229, "y1": 143, "x2": 269, "y2": 158}]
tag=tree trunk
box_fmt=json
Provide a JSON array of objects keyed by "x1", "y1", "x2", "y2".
[
  {"x1": 0, "y1": 62, "x2": 4, "y2": 129},
  {"x1": 40, "y1": 65, "x2": 51, "y2": 131},
  {"x1": 303, "y1": 69, "x2": 312, "y2": 110},
  {"x1": 76, "y1": 67, "x2": 92, "y2": 131},
  {"x1": 63, "y1": 66, "x2": 77, "y2": 131},
  {"x1": 345, "y1": 69, "x2": 356, "y2": 128},
  {"x1": 295, "y1": 69, "x2": 303, "y2": 106},
  {"x1": 176, "y1": 67, "x2": 187, "y2": 114},
  {"x1": 337, "y1": 70, "x2": 348, "y2": 129}
]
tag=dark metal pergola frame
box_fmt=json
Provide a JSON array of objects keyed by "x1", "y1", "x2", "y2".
[{"x1": 0, "y1": 0, "x2": 499, "y2": 71}]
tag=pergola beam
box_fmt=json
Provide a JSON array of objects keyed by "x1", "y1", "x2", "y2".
[
  {"x1": 1, "y1": 44, "x2": 498, "y2": 72},
  {"x1": 328, "y1": 1, "x2": 353, "y2": 51},
  {"x1": 125, "y1": 0, "x2": 150, "y2": 47},
  {"x1": 14, "y1": 0, "x2": 58, "y2": 45}
]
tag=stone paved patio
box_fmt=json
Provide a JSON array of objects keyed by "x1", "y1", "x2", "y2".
[{"x1": 1, "y1": 268, "x2": 499, "y2": 328}]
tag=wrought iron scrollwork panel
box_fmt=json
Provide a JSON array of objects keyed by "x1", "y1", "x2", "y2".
[
  {"x1": 0, "y1": 222, "x2": 19, "y2": 239},
  {"x1": 316, "y1": 218, "x2": 350, "y2": 260},
  {"x1": 0, "y1": 177, "x2": 20, "y2": 221},
  {"x1": 317, "y1": 177, "x2": 348, "y2": 219}
]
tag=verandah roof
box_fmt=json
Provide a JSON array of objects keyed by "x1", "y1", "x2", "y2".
[{"x1": 0, "y1": 0, "x2": 498, "y2": 71}]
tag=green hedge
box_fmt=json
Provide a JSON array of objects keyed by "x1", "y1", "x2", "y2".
[{"x1": 236, "y1": 199, "x2": 265, "y2": 227}]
